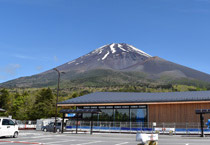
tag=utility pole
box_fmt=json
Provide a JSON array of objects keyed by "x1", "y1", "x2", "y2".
[{"x1": 53, "y1": 68, "x2": 65, "y2": 133}]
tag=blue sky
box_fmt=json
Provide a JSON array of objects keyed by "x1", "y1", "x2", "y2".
[{"x1": 0, "y1": 0, "x2": 210, "y2": 83}]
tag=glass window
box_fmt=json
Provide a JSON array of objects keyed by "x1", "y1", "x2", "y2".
[
  {"x1": 2, "y1": 119, "x2": 9, "y2": 125},
  {"x1": 82, "y1": 113, "x2": 99, "y2": 121},
  {"x1": 8, "y1": 120, "x2": 15, "y2": 125},
  {"x1": 139, "y1": 106, "x2": 146, "y2": 109},
  {"x1": 99, "y1": 109, "x2": 114, "y2": 121},
  {"x1": 130, "y1": 108, "x2": 147, "y2": 123},
  {"x1": 78, "y1": 105, "x2": 148, "y2": 123},
  {"x1": 82, "y1": 113, "x2": 92, "y2": 120},
  {"x1": 56, "y1": 122, "x2": 61, "y2": 126},
  {"x1": 114, "y1": 109, "x2": 129, "y2": 122},
  {"x1": 131, "y1": 106, "x2": 139, "y2": 109},
  {"x1": 106, "y1": 106, "x2": 113, "y2": 109},
  {"x1": 49, "y1": 122, "x2": 54, "y2": 126},
  {"x1": 122, "y1": 106, "x2": 129, "y2": 109}
]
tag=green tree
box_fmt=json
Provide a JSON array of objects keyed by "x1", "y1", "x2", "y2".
[
  {"x1": 0, "y1": 89, "x2": 10, "y2": 110},
  {"x1": 9, "y1": 92, "x2": 29, "y2": 120},
  {"x1": 30, "y1": 88, "x2": 55, "y2": 120}
]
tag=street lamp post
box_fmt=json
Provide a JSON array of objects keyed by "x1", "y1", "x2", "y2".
[{"x1": 53, "y1": 68, "x2": 64, "y2": 133}]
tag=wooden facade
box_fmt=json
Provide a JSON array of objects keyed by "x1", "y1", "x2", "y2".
[
  {"x1": 148, "y1": 102, "x2": 210, "y2": 123},
  {"x1": 59, "y1": 101, "x2": 210, "y2": 123}
]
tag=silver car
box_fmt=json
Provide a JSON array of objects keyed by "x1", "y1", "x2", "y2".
[{"x1": 43, "y1": 122, "x2": 63, "y2": 132}]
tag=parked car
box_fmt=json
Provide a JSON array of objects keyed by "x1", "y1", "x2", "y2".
[
  {"x1": 42, "y1": 122, "x2": 64, "y2": 132},
  {"x1": 41, "y1": 125, "x2": 46, "y2": 131},
  {"x1": 0, "y1": 117, "x2": 19, "y2": 138}
]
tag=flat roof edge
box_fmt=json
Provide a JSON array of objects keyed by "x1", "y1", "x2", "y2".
[{"x1": 57, "y1": 101, "x2": 210, "y2": 107}]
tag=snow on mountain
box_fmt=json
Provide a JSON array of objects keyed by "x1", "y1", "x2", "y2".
[
  {"x1": 126, "y1": 44, "x2": 152, "y2": 58},
  {"x1": 57, "y1": 43, "x2": 152, "y2": 71},
  {"x1": 102, "y1": 51, "x2": 110, "y2": 60},
  {"x1": 118, "y1": 44, "x2": 127, "y2": 52},
  {"x1": 92, "y1": 43, "x2": 151, "y2": 58},
  {"x1": 110, "y1": 43, "x2": 116, "y2": 54}
]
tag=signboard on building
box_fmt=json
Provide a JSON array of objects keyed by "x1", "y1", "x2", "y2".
[{"x1": 65, "y1": 113, "x2": 76, "y2": 118}]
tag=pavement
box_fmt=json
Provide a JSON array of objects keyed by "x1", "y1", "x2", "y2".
[{"x1": 0, "y1": 130, "x2": 210, "y2": 145}]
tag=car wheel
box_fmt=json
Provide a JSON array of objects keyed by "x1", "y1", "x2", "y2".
[
  {"x1": 44, "y1": 128, "x2": 47, "y2": 132},
  {"x1": 13, "y1": 132, "x2": 18, "y2": 138}
]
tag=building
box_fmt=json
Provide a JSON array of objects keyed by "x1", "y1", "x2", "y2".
[{"x1": 57, "y1": 91, "x2": 210, "y2": 123}]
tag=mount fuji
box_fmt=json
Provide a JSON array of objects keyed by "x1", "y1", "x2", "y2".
[{"x1": 1, "y1": 43, "x2": 210, "y2": 88}]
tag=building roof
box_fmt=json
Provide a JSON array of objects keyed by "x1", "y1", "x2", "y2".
[{"x1": 58, "y1": 91, "x2": 210, "y2": 105}]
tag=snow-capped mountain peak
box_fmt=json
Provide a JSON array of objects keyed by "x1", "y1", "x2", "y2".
[
  {"x1": 92, "y1": 43, "x2": 152, "y2": 58},
  {"x1": 63, "y1": 43, "x2": 153, "y2": 71}
]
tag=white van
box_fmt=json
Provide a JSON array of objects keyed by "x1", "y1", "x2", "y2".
[{"x1": 0, "y1": 117, "x2": 19, "y2": 138}]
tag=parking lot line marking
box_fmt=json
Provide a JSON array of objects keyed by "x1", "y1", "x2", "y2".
[
  {"x1": 23, "y1": 138, "x2": 53, "y2": 142},
  {"x1": 115, "y1": 142, "x2": 129, "y2": 145},
  {"x1": 29, "y1": 135, "x2": 54, "y2": 138},
  {"x1": 72, "y1": 141, "x2": 102, "y2": 145},
  {"x1": 44, "y1": 139, "x2": 75, "y2": 144},
  {"x1": 0, "y1": 140, "x2": 43, "y2": 144}
]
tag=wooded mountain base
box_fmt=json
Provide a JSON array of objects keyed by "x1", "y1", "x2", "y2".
[{"x1": 0, "y1": 84, "x2": 210, "y2": 120}]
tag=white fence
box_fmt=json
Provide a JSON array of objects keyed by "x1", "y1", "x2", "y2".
[{"x1": 14, "y1": 120, "x2": 210, "y2": 135}]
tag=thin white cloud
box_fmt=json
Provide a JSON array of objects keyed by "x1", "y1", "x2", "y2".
[
  {"x1": 13, "y1": 54, "x2": 37, "y2": 60},
  {"x1": 12, "y1": 54, "x2": 52, "y2": 61},
  {"x1": 0, "y1": 64, "x2": 21, "y2": 81},
  {"x1": 54, "y1": 56, "x2": 58, "y2": 62},
  {"x1": 5, "y1": 64, "x2": 21, "y2": 75},
  {"x1": 36, "y1": 66, "x2": 43, "y2": 71}
]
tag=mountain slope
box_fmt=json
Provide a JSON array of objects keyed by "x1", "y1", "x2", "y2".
[
  {"x1": 126, "y1": 56, "x2": 210, "y2": 81},
  {"x1": 1, "y1": 43, "x2": 210, "y2": 88}
]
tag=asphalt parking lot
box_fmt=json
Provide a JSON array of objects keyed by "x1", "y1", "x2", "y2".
[{"x1": 1, "y1": 130, "x2": 210, "y2": 145}]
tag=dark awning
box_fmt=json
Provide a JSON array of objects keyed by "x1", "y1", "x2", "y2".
[
  {"x1": 59, "y1": 109, "x2": 101, "y2": 114},
  {"x1": 0, "y1": 108, "x2": 6, "y2": 112}
]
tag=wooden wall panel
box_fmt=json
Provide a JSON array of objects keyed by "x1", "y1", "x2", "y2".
[{"x1": 148, "y1": 103, "x2": 210, "y2": 123}]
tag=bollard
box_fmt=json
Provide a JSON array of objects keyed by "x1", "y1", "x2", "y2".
[{"x1": 169, "y1": 130, "x2": 173, "y2": 136}]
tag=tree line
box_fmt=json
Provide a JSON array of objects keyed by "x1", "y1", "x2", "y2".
[{"x1": 0, "y1": 84, "x2": 209, "y2": 120}]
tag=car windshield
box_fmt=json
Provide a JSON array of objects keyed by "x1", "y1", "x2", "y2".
[{"x1": 49, "y1": 122, "x2": 54, "y2": 125}]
